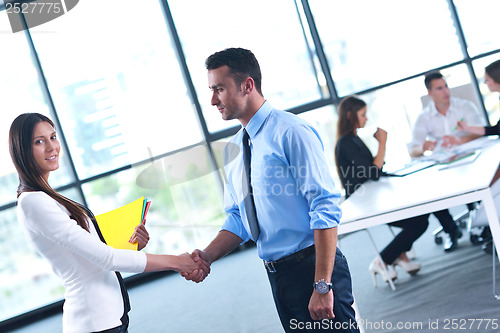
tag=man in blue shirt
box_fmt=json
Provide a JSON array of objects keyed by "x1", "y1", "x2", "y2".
[{"x1": 183, "y1": 48, "x2": 359, "y2": 332}]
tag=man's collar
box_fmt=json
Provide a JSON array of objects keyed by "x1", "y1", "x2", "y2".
[
  {"x1": 429, "y1": 100, "x2": 451, "y2": 116},
  {"x1": 243, "y1": 100, "x2": 272, "y2": 139}
]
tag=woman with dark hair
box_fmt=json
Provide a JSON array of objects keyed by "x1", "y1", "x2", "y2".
[
  {"x1": 457, "y1": 59, "x2": 500, "y2": 135},
  {"x1": 335, "y1": 96, "x2": 429, "y2": 287},
  {"x1": 456, "y1": 59, "x2": 500, "y2": 254},
  {"x1": 9, "y1": 113, "x2": 203, "y2": 333}
]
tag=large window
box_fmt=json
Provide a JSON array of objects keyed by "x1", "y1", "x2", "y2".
[
  {"x1": 30, "y1": 0, "x2": 204, "y2": 180},
  {"x1": 1, "y1": 0, "x2": 499, "y2": 326},
  {"x1": 0, "y1": 16, "x2": 53, "y2": 207},
  {"x1": 454, "y1": 0, "x2": 500, "y2": 57},
  {"x1": 169, "y1": 0, "x2": 324, "y2": 133},
  {"x1": 308, "y1": 0, "x2": 463, "y2": 96}
]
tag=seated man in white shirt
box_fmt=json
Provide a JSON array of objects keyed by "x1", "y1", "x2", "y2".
[
  {"x1": 408, "y1": 71, "x2": 484, "y2": 157},
  {"x1": 408, "y1": 71, "x2": 486, "y2": 252}
]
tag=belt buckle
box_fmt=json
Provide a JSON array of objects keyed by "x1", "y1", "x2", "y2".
[{"x1": 264, "y1": 260, "x2": 277, "y2": 273}]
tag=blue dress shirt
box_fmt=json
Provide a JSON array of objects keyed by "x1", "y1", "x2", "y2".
[{"x1": 221, "y1": 101, "x2": 342, "y2": 261}]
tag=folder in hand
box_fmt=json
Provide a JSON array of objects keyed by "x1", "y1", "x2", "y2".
[{"x1": 96, "y1": 197, "x2": 151, "y2": 250}]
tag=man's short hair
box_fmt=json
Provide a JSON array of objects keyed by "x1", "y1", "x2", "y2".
[
  {"x1": 205, "y1": 47, "x2": 263, "y2": 96},
  {"x1": 424, "y1": 71, "x2": 444, "y2": 90}
]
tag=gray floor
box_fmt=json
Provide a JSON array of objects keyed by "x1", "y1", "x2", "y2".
[{"x1": 8, "y1": 213, "x2": 500, "y2": 333}]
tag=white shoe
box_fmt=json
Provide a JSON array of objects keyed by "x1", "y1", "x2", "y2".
[
  {"x1": 369, "y1": 258, "x2": 397, "y2": 287},
  {"x1": 393, "y1": 259, "x2": 421, "y2": 275}
]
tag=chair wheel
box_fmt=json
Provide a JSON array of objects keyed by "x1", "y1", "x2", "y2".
[
  {"x1": 470, "y1": 234, "x2": 481, "y2": 245},
  {"x1": 434, "y1": 235, "x2": 443, "y2": 244}
]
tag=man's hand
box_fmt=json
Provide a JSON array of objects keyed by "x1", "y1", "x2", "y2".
[
  {"x1": 423, "y1": 140, "x2": 437, "y2": 152},
  {"x1": 308, "y1": 290, "x2": 334, "y2": 320},
  {"x1": 441, "y1": 135, "x2": 462, "y2": 148},
  {"x1": 181, "y1": 249, "x2": 212, "y2": 283},
  {"x1": 129, "y1": 223, "x2": 150, "y2": 251}
]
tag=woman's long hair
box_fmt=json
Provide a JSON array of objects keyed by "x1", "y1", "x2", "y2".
[
  {"x1": 485, "y1": 59, "x2": 500, "y2": 85},
  {"x1": 336, "y1": 95, "x2": 367, "y2": 140},
  {"x1": 9, "y1": 113, "x2": 90, "y2": 232},
  {"x1": 335, "y1": 96, "x2": 367, "y2": 184}
]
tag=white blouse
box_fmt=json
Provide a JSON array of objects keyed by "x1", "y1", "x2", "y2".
[{"x1": 17, "y1": 192, "x2": 147, "y2": 333}]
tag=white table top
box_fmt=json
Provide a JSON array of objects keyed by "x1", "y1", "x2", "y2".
[{"x1": 339, "y1": 137, "x2": 500, "y2": 233}]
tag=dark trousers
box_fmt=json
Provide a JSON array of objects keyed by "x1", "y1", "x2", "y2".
[
  {"x1": 266, "y1": 247, "x2": 360, "y2": 333},
  {"x1": 433, "y1": 209, "x2": 458, "y2": 235},
  {"x1": 381, "y1": 214, "x2": 429, "y2": 265}
]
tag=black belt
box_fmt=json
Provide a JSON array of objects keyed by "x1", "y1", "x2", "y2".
[{"x1": 264, "y1": 245, "x2": 315, "y2": 273}]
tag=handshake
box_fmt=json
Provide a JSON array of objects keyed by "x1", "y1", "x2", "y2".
[{"x1": 176, "y1": 250, "x2": 212, "y2": 283}]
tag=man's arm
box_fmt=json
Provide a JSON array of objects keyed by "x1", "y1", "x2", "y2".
[
  {"x1": 203, "y1": 230, "x2": 243, "y2": 263},
  {"x1": 408, "y1": 113, "x2": 432, "y2": 157},
  {"x1": 308, "y1": 227, "x2": 337, "y2": 320}
]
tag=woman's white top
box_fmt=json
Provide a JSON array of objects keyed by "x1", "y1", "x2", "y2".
[{"x1": 17, "y1": 191, "x2": 147, "y2": 333}]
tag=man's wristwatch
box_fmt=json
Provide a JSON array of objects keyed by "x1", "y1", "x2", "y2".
[{"x1": 313, "y1": 279, "x2": 333, "y2": 294}]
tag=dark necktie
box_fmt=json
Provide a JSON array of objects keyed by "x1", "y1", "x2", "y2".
[{"x1": 242, "y1": 129, "x2": 260, "y2": 241}]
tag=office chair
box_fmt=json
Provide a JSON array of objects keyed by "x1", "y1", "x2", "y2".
[{"x1": 432, "y1": 207, "x2": 469, "y2": 245}]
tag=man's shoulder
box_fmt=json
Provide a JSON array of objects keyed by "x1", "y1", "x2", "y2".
[
  {"x1": 420, "y1": 102, "x2": 435, "y2": 114},
  {"x1": 267, "y1": 108, "x2": 316, "y2": 136},
  {"x1": 269, "y1": 108, "x2": 304, "y2": 124}
]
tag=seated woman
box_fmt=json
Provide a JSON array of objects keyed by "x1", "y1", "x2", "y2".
[
  {"x1": 335, "y1": 96, "x2": 429, "y2": 286},
  {"x1": 456, "y1": 59, "x2": 500, "y2": 253},
  {"x1": 457, "y1": 59, "x2": 500, "y2": 136}
]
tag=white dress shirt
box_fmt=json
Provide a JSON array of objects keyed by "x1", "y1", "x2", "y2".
[
  {"x1": 17, "y1": 192, "x2": 147, "y2": 333},
  {"x1": 409, "y1": 97, "x2": 485, "y2": 154}
]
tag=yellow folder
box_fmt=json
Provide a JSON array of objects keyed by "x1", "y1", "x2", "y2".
[{"x1": 95, "y1": 197, "x2": 146, "y2": 250}]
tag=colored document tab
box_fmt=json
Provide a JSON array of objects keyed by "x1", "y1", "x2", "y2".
[{"x1": 95, "y1": 197, "x2": 145, "y2": 250}]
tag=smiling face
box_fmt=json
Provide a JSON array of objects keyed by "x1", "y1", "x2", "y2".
[{"x1": 32, "y1": 121, "x2": 60, "y2": 181}]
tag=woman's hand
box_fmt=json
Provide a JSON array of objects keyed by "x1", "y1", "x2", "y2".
[
  {"x1": 456, "y1": 120, "x2": 469, "y2": 132},
  {"x1": 176, "y1": 252, "x2": 202, "y2": 274},
  {"x1": 373, "y1": 127, "x2": 387, "y2": 143},
  {"x1": 456, "y1": 120, "x2": 486, "y2": 136},
  {"x1": 129, "y1": 223, "x2": 150, "y2": 251}
]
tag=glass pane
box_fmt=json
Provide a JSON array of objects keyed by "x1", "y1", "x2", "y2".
[
  {"x1": 29, "y1": 0, "x2": 203, "y2": 180},
  {"x1": 1, "y1": 186, "x2": 87, "y2": 321},
  {"x1": 82, "y1": 144, "x2": 224, "y2": 255},
  {"x1": 0, "y1": 13, "x2": 72, "y2": 206},
  {"x1": 309, "y1": 0, "x2": 463, "y2": 96},
  {"x1": 473, "y1": 55, "x2": 500, "y2": 126},
  {"x1": 0, "y1": 206, "x2": 63, "y2": 321},
  {"x1": 454, "y1": 0, "x2": 500, "y2": 57},
  {"x1": 169, "y1": 0, "x2": 323, "y2": 133}
]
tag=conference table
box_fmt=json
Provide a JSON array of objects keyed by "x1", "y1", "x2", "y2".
[{"x1": 338, "y1": 136, "x2": 500, "y2": 291}]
